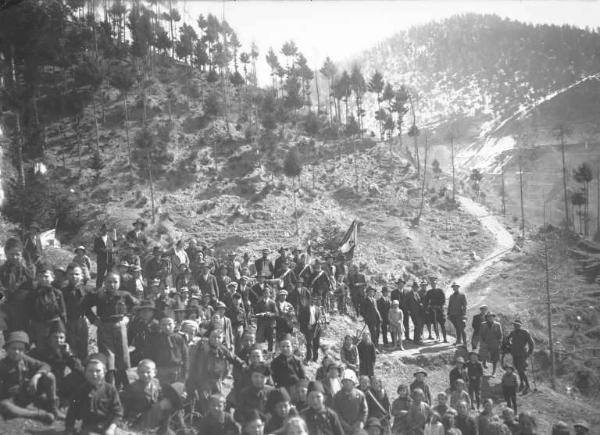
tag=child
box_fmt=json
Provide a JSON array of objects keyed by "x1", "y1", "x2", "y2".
[
  {"x1": 196, "y1": 393, "x2": 240, "y2": 435},
  {"x1": 367, "y1": 377, "x2": 390, "y2": 422},
  {"x1": 340, "y1": 335, "x2": 359, "y2": 372},
  {"x1": 432, "y1": 392, "x2": 454, "y2": 417},
  {"x1": 65, "y1": 354, "x2": 123, "y2": 435},
  {"x1": 388, "y1": 299, "x2": 405, "y2": 350},
  {"x1": 466, "y1": 351, "x2": 483, "y2": 409},
  {"x1": 357, "y1": 332, "x2": 376, "y2": 377},
  {"x1": 322, "y1": 361, "x2": 343, "y2": 407},
  {"x1": 501, "y1": 364, "x2": 518, "y2": 413},
  {"x1": 410, "y1": 370, "x2": 432, "y2": 406},
  {"x1": 122, "y1": 359, "x2": 184, "y2": 433},
  {"x1": 0, "y1": 331, "x2": 59, "y2": 423},
  {"x1": 270, "y1": 334, "x2": 306, "y2": 389},
  {"x1": 424, "y1": 411, "x2": 445, "y2": 435},
  {"x1": 265, "y1": 387, "x2": 297, "y2": 434},
  {"x1": 449, "y1": 379, "x2": 471, "y2": 411},
  {"x1": 72, "y1": 246, "x2": 92, "y2": 283},
  {"x1": 391, "y1": 384, "x2": 412, "y2": 434},
  {"x1": 128, "y1": 300, "x2": 160, "y2": 367},
  {"x1": 148, "y1": 317, "x2": 188, "y2": 383}
]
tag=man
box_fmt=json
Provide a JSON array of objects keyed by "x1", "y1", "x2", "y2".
[
  {"x1": 144, "y1": 247, "x2": 164, "y2": 284},
  {"x1": 196, "y1": 262, "x2": 219, "y2": 304},
  {"x1": 405, "y1": 281, "x2": 424, "y2": 344},
  {"x1": 277, "y1": 260, "x2": 299, "y2": 309},
  {"x1": 254, "y1": 288, "x2": 278, "y2": 352},
  {"x1": 185, "y1": 239, "x2": 202, "y2": 266},
  {"x1": 471, "y1": 305, "x2": 488, "y2": 350},
  {"x1": 83, "y1": 272, "x2": 139, "y2": 389},
  {"x1": 447, "y1": 282, "x2": 467, "y2": 347},
  {"x1": 298, "y1": 294, "x2": 322, "y2": 363},
  {"x1": 427, "y1": 276, "x2": 447, "y2": 343},
  {"x1": 93, "y1": 224, "x2": 117, "y2": 289},
  {"x1": 347, "y1": 265, "x2": 367, "y2": 318},
  {"x1": 332, "y1": 369, "x2": 368, "y2": 434},
  {"x1": 507, "y1": 319, "x2": 534, "y2": 394},
  {"x1": 455, "y1": 400, "x2": 478, "y2": 435},
  {"x1": 275, "y1": 289, "x2": 295, "y2": 343},
  {"x1": 273, "y1": 247, "x2": 288, "y2": 277},
  {"x1": 362, "y1": 287, "x2": 382, "y2": 346},
  {"x1": 377, "y1": 287, "x2": 392, "y2": 347},
  {"x1": 255, "y1": 249, "x2": 274, "y2": 279},
  {"x1": 449, "y1": 356, "x2": 469, "y2": 391},
  {"x1": 418, "y1": 279, "x2": 433, "y2": 340},
  {"x1": 309, "y1": 260, "x2": 334, "y2": 309},
  {"x1": 23, "y1": 222, "x2": 43, "y2": 267},
  {"x1": 62, "y1": 264, "x2": 91, "y2": 360},
  {"x1": 301, "y1": 380, "x2": 345, "y2": 435},
  {"x1": 128, "y1": 300, "x2": 159, "y2": 366},
  {"x1": 125, "y1": 218, "x2": 149, "y2": 250},
  {"x1": 147, "y1": 317, "x2": 188, "y2": 383},
  {"x1": 478, "y1": 312, "x2": 503, "y2": 376}
]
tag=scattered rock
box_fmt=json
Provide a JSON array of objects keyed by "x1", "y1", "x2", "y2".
[{"x1": 468, "y1": 230, "x2": 479, "y2": 236}]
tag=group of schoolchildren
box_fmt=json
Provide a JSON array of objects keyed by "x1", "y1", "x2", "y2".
[{"x1": 0, "y1": 220, "x2": 591, "y2": 435}]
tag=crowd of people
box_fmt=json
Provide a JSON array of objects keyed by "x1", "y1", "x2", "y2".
[{"x1": 0, "y1": 220, "x2": 592, "y2": 434}]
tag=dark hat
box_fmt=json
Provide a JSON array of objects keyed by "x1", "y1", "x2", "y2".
[
  {"x1": 468, "y1": 351, "x2": 479, "y2": 359},
  {"x1": 135, "y1": 300, "x2": 157, "y2": 311},
  {"x1": 485, "y1": 312, "x2": 496, "y2": 318},
  {"x1": 574, "y1": 421, "x2": 590, "y2": 430},
  {"x1": 3, "y1": 331, "x2": 30, "y2": 348},
  {"x1": 413, "y1": 370, "x2": 427, "y2": 377},
  {"x1": 412, "y1": 281, "x2": 419, "y2": 288},
  {"x1": 30, "y1": 222, "x2": 41, "y2": 231},
  {"x1": 266, "y1": 387, "x2": 291, "y2": 412},
  {"x1": 396, "y1": 277, "x2": 405, "y2": 284},
  {"x1": 262, "y1": 248, "x2": 269, "y2": 253},
  {"x1": 292, "y1": 247, "x2": 301, "y2": 253},
  {"x1": 86, "y1": 353, "x2": 108, "y2": 367},
  {"x1": 132, "y1": 218, "x2": 147, "y2": 228},
  {"x1": 366, "y1": 417, "x2": 383, "y2": 430},
  {"x1": 232, "y1": 292, "x2": 242, "y2": 299},
  {"x1": 249, "y1": 362, "x2": 271, "y2": 376},
  {"x1": 307, "y1": 380, "x2": 325, "y2": 394},
  {"x1": 163, "y1": 382, "x2": 186, "y2": 410},
  {"x1": 153, "y1": 246, "x2": 162, "y2": 253},
  {"x1": 325, "y1": 253, "x2": 333, "y2": 259},
  {"x1": 215, "y1": 301, "x2": 227, "y2": 310},
  {"x1": 48, "y1": 320, "x2": 66, "y2": 336},
  {"x1": 451, "y1": 282, "x2": 460, "y2": 288}
]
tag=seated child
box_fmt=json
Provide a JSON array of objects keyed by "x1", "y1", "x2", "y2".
[
  {"x1": 122, "y1": 359, "x2": 185, "y2": 433},
  {"x1": 64, "y1": 354, "x2": 123, "y2": 435},
  {"x1": 196, "y1": 393, "x2": 240, "y2": 435},
  {"x1": 0, "y1": 331, "x2": 59, "y2": 424}
]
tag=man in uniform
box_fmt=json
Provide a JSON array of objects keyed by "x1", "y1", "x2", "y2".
[
  {"x1": 447, "y1": 282, "x2": 467, "y2": 347},
  {"x1": 418, "y1": 279, "x2": 433, "y2": 340},
  {"x1": 405, "y1": 281, "x2": 424, "y2": 344},
  {"x1": 309, "y1": 260, "x2": 333, "y2": 309},
  {"x1": 506, "y1": 319, "x2": 534, "y2": 394},
  {"x1": 427, "y1": 277, "x2": 448, "y2": 343},
  {"x1": 478, "y1": 312, "x2": 503, "y2": 376},
  {"x1": 93, "y1": 224, "x2": 117, "y2": 289},
  {"x1": 471, "y1": 305, "x2": 488, "y2": 351},
  {"x1": 255, "y1": 249, "x2": 274, "y2": 279},
  {"x1": 347, "y1": 264, "x2": 367, "y2": 318},
  {"x1": 362, "y1": 287, "x2": 382, "y2": 346}
]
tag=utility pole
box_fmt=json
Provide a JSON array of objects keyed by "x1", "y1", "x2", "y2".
[{"x1": 543, "y1": 191, "x2": 556, "y2": 389}]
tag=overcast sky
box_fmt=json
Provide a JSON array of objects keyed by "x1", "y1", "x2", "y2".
[{"x1": 176, "y1": 1, "x2": 600, "y2": 84}]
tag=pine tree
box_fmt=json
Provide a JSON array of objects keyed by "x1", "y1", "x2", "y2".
[
  {"x1": 350, "y1": 65, "x2": 366, "y2": 138},
  {"x1": 553, "y1": 123, "x2": 573, "y2": 231},
  {"x1": 368, "y1": 71, "x2": 385, "y2": 139},
  {"x1": 319, "y1": 57, "x2": 337, "y2": 125},
  {"x1": 283, "y1": 148, "x2": 303, "y2": 235},
  {"x1": 573, "y1": 163, "x2": 594, "y2": 236}
]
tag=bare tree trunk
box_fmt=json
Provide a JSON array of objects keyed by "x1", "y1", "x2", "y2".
[
  {"x1": 597, "y1": 164, "x2": 600, "y2": 236},
  {"x1": 354, "y1": 140, "x2": 358, "y2": 190},
  {"x1": 451, "y1": 137, "x2": 456, "y2": 202},
  {"x1": 123, "y1": 91, "x2": 132, "y2": 169},
  {"x1": 415, "y1": 133, "x2": 429, "y2": 224},
  {"x1": 519, "y1": 157, "x2": 525, "y2": 240},
  {"x1": 292, "y1": 176, "x2": 299, "y2": 236},
  {"x1": 543, "y1": 234, "x2": 556, "y2": 389},
  {"x1": 169, "y1": 0, "x2": 175, "y2": 58},
  {"x1": 92, "y1": 94, "x2": 101, "y2": 153},
  {"x1": 560, "y1": 131, "x2": 570, "y2": 231},
  {"x1": 146, "y1": 150, "x2": 156, "y2": 224},
  {"x1": 314, "y1": 69, "x2": 320, "y2": 114}
]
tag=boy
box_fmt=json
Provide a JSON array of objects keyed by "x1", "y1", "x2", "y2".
[
  {"x1": 270, "y1": 334, "x2": 306, "y2": 389},
  {"x1": 122, "y1": 359, "x2": 184, "y2": 433},
  {"x1": 62, "y1": 264, "x2": 91, "y2": 360},
  {"x1": 332, "y1": 369, "x2": 369, "y2": 434},
  {"x1": 196, "y1": 393, "x2": 240, "y2": 435},
  {"x1": 265, "y1": 387, "x2": 297, "y2": 434},
  {"x1": 432, "y1": 391, "x2": 454, "y2": 417},
  {"x1": 234, "y1": 362, "x2": 274, "y2": 423},
  {"x1": 357, "y1": 331, "x2": 376, "y2": 377},
  {"x1": 409, "y1": 370, "x2": 432, "y2": 406},
  {"x1": 449, "y1": 379, "x2": 471, "y2": 411},
  {"x1": 466, "y1": 351, "x2": 484, "y2": 409},
  {"x1": 0, "y1": 331, "x2": 58, "y2": 423},
  {"x1": 501, "y1": 364, "x2": 518, "y2": 413},
  {"x1": 301, "y1": 380, "x2": 344, "y2": 435},
  {"x1": 128, "y1": 299, "x2": 160, "y2": 366},
  {"x1": 65, "y1": 353, "x2": 123, "y2": 435},
  {"x1": 148, "y1": 317, "x2": 188, "y2": 383}
]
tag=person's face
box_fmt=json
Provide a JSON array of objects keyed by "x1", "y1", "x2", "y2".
[
  {"x1": 250, "y1": 349, "x2": 263, "y2": 364},
  {"x1": 251, "y1": 372, "x2": 266, "y2": 388},
  {"x1": 161, "y1": 318, "x2": 175, "y2": 333},
  {"x1": 503, "y1": 410, "x2": 515, "y2": 422},
  {"x1": 244, "y1": 418, "x2": 264, "y2": 435},
  {"x1": 5, "y1": 341, "x2": 26, "y2": 361},
  {"x1": 6, "y1": 247, "x2": 22, "y2": 263},
  {"x1": 139, "y1": 308, "x2": 154, "y2": 322},
  {"x1": 514, "y1": 324, "x2": 521, "y2": 331},
  {"x1": 182, "y1": 324, "x2": 196, "y2": 336},
  {"x1": 50, "y1": 332, "x2": 66, "y2": 348},
  {"x1": 397, "y1": 387, "x2": 408, "y2": 397},
  {"x1": 457, "y1": 402, "x2": 468, "y2": 416},
  {"x1": 209, "y1": 397, "x2": 225, "y2": 416},
  {"x1": 520, "y1": 416, "x2": 535, "y2": 433},
  {"x1": 453, "y1": 287, "x2": 459, "y2": 293},
  {"x1": 245, "y1": 334, "x2": 256, "y2": 348},
  {"x1": 341, "y1": 379, "x2": 354, "y2": 392},
  {"x1": 209, "y1": 331, "x2": 223, "y2": 347},
  {"x1": 274, "y1": 400, "x2": 291, "y2": 418},
  {"x1": 68, "y1": 267, "x2": 83, "y2": 285},
  {"x1": 483, "y1": 400, "x2": 493, "y2": 412},
  {"x1": 137, "y1": 363, "x2": 156, "y2": 384},
  {"x1": 367, "y1": 426, "x2": 382, "y2": 435},
  {"x1": 39, "y1": 270, "x2": 54, "y2": 287},
  {"x1": 201, "y1": 266, "x2": 209, "y2": 275},
  {"x1": 280, "y1": 340, "x2": 292, "y2": 356},
  {"x1": 362, "y1": 333, "x2": 371, "y2": 343},
  {"x1": 262, "y1": 252, "x2": 268, "y2": 259},
  {"x1": 308, "y1": 391, "x2": 325, "y2": 410},
  {"x1": 415, "y1": 374, "x2": 425, "y2": 382},
  {"x1": 359, "y1": 377, "x2": 370, "y2": 390},
  {"x1": 211, "y1": 313, "x2": 223, "y2": 326},
  {"x1": 372, "y1": 378, "x2": 382, "y2": 390},
  {"x1": 85, "y1": 362, "x2": 106, "y2": 386},
  {"x1": 105, "y1": 274, "x2": 120, "y2": 292},
  {"x1": 344, "y1": 337, "x2": 352, "y2": 347},
  {"x1": 327, "y1": 367, "x2": 339, "y2": 379},
  {"x1": 437, "y1": 394, "x2": 447, "y2": 405}
]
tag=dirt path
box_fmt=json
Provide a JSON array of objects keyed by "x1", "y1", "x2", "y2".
[{"x1": 453, "y1": 196, "x2": 515, "y2": 308}]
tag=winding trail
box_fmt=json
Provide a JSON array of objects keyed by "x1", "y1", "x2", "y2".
[{"x1": 454, "y1": 196, "x2": 515, "y2": 307}]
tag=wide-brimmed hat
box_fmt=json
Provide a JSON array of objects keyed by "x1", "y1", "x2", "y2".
[
  {"x1": 342, "y1": 369, "x2": 358, "y2": 384},
  {"x1": 215, "y1": 301, "x2": 227, "y2": 310},
  {"x1": 451, "y1": 282, "x2": 460, "y2": 288},
  {"x1": 74, "y1": 245, "x2": 86, "y2": 253},
  {"x1": 479, "y1": 304, "x2": 488, "y2": 310},
  {"x1": 4, "y1": 331, "x2": 30, "y2": 349},
  {"x1": 574, "y1": 421, "x2": 590, "y2": 430},
  {"x1": 132, "y1": 218, "x2": 147, "y2": 228},
  {"x1": 411, "y1": 281, "x2": 419, "y2": 288},
  {"x1": 413, "y1": 370, "x2": 427, "y2": 377},
  {"x1": 278, "y1": 289, "x2": 288, "y2": 296},
  {"x1": 513, "y1": 319, "x2": 523, "y2": 326}
]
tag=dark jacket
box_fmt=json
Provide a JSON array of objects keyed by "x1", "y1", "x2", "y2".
[
  {"x1": 65, "y1": 381, "x2": 123, "y2": 433},
  {"x1": 301, "y1": 406, "x2": 345, "y2": 435},
  {"x1": 447, "y1": 292, "x2": 467, "y2": 317},
  {"x1": 270, "y1": 353, "x2": 306, "y2": 388},
  {"x1": 254, "y1": 258, "x2": 275, "y2": 278},
  {"x1": 456, "y1": 414, "x2": 478, "y2": 435},
  {"x1": 148, "y1": 332, "x2": 188, "y2": 370},
  {"x1": 362, "y1": 296, "x2": 381, "y2": 324},
  {"x1": 376, "y1": 297, "x2": 391, "y2": 323},
  {"x1": 298, "y1": 304, "x2": 321, "y2": 336}
]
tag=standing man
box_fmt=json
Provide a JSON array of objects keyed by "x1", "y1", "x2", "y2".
[
  {"x1": 347, "y1": 265, "x2": 367, "y2": 318},
  {"x1": 23, "y1": 222, "x2": 43, "y2": 268},
  {"x1": 405, "y1": 282, "x2": 424, "y2": 345},
  {"x1": 273, "y1": 247, "x2": 288, "y2": 278},
  {"x1": 418, "y1": 280, "x2": 433, "y2": 340},
  {"x1": 427, "y1": 277, "x2": 447, "y2": 343},
  {"x1": 62, "y1": 264, "x2": 91, "y2": 360},
  {"x1": 471, "y1": 305, "x2": 488, "y2": 351},
  {"x1": 298, "y1": 294, "x2": 322, "y2": 363},
  {"x1": 506, "y1": 319, "x2": 534, "y2": 394},
  {"x1": 254, "y1": 288, "x2": 277, "y2": 352},
  {"x1": 377, "y1": 287, "x2": 392, "y2": 347},
  {"x1": 196, "y1": 262, "x2": 219, "y2": 305},
  {"x1": 125, "y1": 218, "x2": 149, "y2": 250},
  {"x1": 478, "y1": 312, "x2": 503, "y2": 376},
  {"x1": 447, "y1": 283, "x2": 467, "y2": 347},
  {"x1": 255, "y1": 249, "x2": 274, "y2": 279},
  {"x1": 362, "y1": 287, "x2": 382, "y2": 346},
  {"x1": 93, "y1": 224, "x2": 117, "y2": 289},
  {"x1": 309, "y1": 260, "x2": 333, "y2": 309}
]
